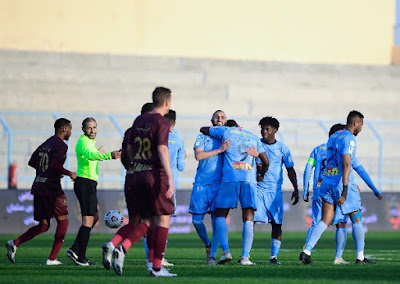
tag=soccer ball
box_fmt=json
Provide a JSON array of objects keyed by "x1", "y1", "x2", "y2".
[{"x1": 104, "y1": 209, "x2": 123, "y2": 229}]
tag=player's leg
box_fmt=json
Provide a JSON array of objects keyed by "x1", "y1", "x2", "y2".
[
  {"x1": 209, "y1": 212, "x2": 218, "y2": 263},
  {"x1": 238, "y1": 182, "x2": 256, "y2": 265},
  {"x1": 267, "y1": 191, "x2": 283, "y2": 264},
  {"x1": 306, "y1": 197, "x2": 322, "y2": 243},
  {"x1": 334, "y1": 222, "x2": 348, "y2": 264},
  {"x1": 350, "y1": 209, "x2": 374, "y2": 264},
  {"x1": 145, "y1": 225, "x2": 156, "y2": 270},
  {"x1": 215, "y1": 208, "x2": 232, "y2": 264},
  {"x1": 192, "y1": 213, "x2": 210, "y2": 247},
  {"x1": 47, "y1": 194, "x2": 69, "y2": 265},
  {"x1": 270, "y1": 223, "x2": 282, "y2": 265},
  {"x1": 7, "y1": 194, "x2": 51, "y2": 263}
]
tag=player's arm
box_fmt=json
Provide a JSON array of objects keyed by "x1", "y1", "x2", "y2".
[
  {"x1": 177, "y1": 141, "x2": 186, "y2": 172},
  {"x1": 338, "y1": 154, "x2": 351, "y2": 205},
  {"x1": 79, "y1": 139, "x2": 120, "y2": 161},
  {"x1": 257, "y1": 152, "x2": 269, "y2": 181},
  {"x1": 158, "y1": 144, "x2": 175, "y2": 199},
  {"x1": 28, "y1": 148, "x2": 39, "y2": 169},
  {"x1": 194, "y1": 139, "x2": 231, "y2": 161},
  {"x1": 51, "y1": 146, "x2": 76, "y2": 179},
  {"x1": 303, "y1": 156, "x2": 315, "y2": 202},
  {"x1": 287, "y1": 167, "x2": 299, "y2": 205},
  {"x1": 352, "y1": 157, "x2": 382, "y2": 199}
]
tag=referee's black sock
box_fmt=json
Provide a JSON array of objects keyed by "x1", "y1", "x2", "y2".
[{"x1": 77, "y1": 225, "x2": 91, "y2": 261}]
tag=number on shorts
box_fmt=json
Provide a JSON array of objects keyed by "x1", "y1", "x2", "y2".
[{"x1": 133, "y1": 137, "x2": 152, "y2": 160}]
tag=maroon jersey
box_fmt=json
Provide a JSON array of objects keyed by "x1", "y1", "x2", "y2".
[
  {"x1": 121, "y1": 127, "x2": 132, "y2": 170},
  {"x1": 128, "y1": 113, "x2": 170, "y2": 173},
  {"x1": 29, "y1": 135, "x2": 69, "y2": 196}
]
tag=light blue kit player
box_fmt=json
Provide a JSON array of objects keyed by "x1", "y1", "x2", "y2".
[
  {"x1": 200, "y1": 119, "x2": 269, "y2": 266},
  {"x1": 254, "y1": 116, "x2": 299, "y2": 265},
  {"x1": 300, "y1": 110, "x2": 383, "y2": 265},
  {"x1": 304, "y1": 123, "x2": 351, "y2": 264},
  {"x1": 189, "y1": 110, "x2": 230, "y2": 265}
]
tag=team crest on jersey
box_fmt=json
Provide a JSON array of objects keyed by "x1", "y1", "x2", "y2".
[{"x1": 233, "y1": 162, "x2": 253, "y2": 170}]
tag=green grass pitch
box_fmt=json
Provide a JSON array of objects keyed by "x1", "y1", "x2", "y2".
[{"x1": 1, "y1": 231, "x2": 399, "y2": 283}]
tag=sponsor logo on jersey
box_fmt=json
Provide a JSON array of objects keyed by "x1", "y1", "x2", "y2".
[
  {"x1": 325, "y1": 167, "x2": 339, "y2": 176},
  {"x1": 233, "y1": 161, "x2": 253, "y2": 170}
]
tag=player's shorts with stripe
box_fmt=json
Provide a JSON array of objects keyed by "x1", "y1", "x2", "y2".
[
  {"x1": 331, "y1": 205, "x2": 349, "y2": 225},
  {"x1": 337, "y1": 183, "x2": 361, "y2": 215},
  {"x1": 189, "y1": 183, "x2": 220, "y2": 214},
  {"x1": 74, "y1": 177, "x2": 98, "y2": 216},
  {"x1": 33, "y1": 193, "x2": 68, "y2": 221},
  {"x1": 254, "y1": 188, "x2": 283, "y2": 224},
  {"x1": 215, "y1": 181, "x2": 256, "y2": 210},
  {"x1": 130, "y1": 170, "x2": 174, "y2": 219},
  {"x1": 320, "y1": 182, "x2": 341, "y2": 205}
]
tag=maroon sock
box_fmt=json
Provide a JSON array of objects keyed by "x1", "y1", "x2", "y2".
[
  {"x1": 121, "y1": 223, "x2": 149, "y2": 253},
  {"x1": 111, "y1": 223, "x2": 135, "y2": 247},
  {"x1": 48, "y1": 219, "x2": 68, "y2": 260},
  {"x1": 153, "y1": 226, "x2": 169, "y2": 270},
  {"x1": 14, "y1": 221, "x2": 49, "y2": 247},
  {"x1": 147, "y1": 228, "x2": 156, "y2": 263}
]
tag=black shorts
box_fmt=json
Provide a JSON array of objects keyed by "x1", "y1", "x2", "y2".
[{"x1": 74, "y1": 177, "x2": 98, "y2": 216}]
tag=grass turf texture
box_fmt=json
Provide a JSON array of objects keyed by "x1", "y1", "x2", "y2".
[{"x1": 1, "y1": 231, "x2": 399, "y2": 283}]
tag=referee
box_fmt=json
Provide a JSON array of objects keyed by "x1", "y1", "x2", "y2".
[{"x1": 67, "y1": 117, "x2": 121, "y2": 266}]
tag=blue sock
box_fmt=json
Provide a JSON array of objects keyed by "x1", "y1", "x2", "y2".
[
  {"x1": 192, "y1": 214, "x2": 210, "y2": 247},
  {"x1": 335, "y1": 227, "x2": 347, "y2": 259},
  {"x1": 304, "y1": 220, "x2": 328, "y2": 253},
  {"x1": 143, "y1": 237, "x2": 149, "y2": 261},
  {"x1": 352, "y1": 222, "x2": 365, "y2": 254},
  {"x1": 271, "y1": 238, "x2": 281, "y2": 259},
  {"x1": 305, "y1": 225, "x2": 314, "y2": 244},
  {"x1": 210, "y1": 213, "x2": 219, "y2": 258},
  {"x1": 216, "y1": 217, "x2": 229, "y2": 251},
  {"x1": 242, "y1": 221, "x2": 253, "y2": 258}
]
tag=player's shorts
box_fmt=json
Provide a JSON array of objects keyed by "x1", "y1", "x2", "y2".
[
  {"x1": 331, "y1": 205, "x2": 349, "y2": 225},
  {"x1": 33, "y1": 193, "x2": 68, "y2": 221},
  {"x1": 189, "y1": 183, "x2": 220, "y2": 214},
  {"x1": 254, "y1": 188, "x2": 283, "y2": 224},
  {"x1": 215, "y1": 181, "x2": 256, "y2": 210},
  {"x1": 74, "y1": 177, "x2": 98, "y2": 216},
  {"x1": 124, "y1": 173, "x2": 137, "y2": 221},
  {"x1": 130, "y1": 170, "x2": 174, "y2": 219},
  {"x1": 319, "y1": 182, "x2": 341, "y2": 205},
  {"x1": 337, "y1": 183, "x2": 361, "y2": 215},
  {"x1": 311, "y1": 197, "x2": 322, "y2": 227}
]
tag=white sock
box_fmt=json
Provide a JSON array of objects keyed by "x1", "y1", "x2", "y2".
[
  {"x1": 357, "y1": 251, "x2": 364, "y2": 260},
  {"x1": 303, "y1": 249, "x2": 311, "y2": 256}
]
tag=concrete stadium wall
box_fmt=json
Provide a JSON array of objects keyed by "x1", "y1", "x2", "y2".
[
  {"x1": 0, "y1": 0, "x2": 395, "y2": 65},
  {"x1": 1, "y1": 190, "x2": 399, "y2": 234}
]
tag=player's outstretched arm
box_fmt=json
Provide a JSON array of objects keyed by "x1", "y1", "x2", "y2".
[
  {"x1": 287, "y1": 167, "x2": 299, "y2": 205},
  {"x1": 353, "y1": 163, "x2": 382, "y2": 198},
  {"x1": 303, "y1": 163, "x2": 314, "y2": 202},
  {"x1": 194, "y1": 139, "x2": 231, "y2": 161}
]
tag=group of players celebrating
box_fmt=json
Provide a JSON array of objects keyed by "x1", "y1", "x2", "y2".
[{"x1": 5, "y1": 86, "x2": 383, "y2": 277}]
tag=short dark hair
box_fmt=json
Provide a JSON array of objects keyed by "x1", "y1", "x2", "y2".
[
  {"x1": 141, "y1": 102, "x2": 154, "y2": 114},
  {"x1": 329, "y1": 123, "x2": 345, "y2": 136},
  {"x1": 152, "y1": 87, "x2": 171, "y2": 108},
  {"x1": 165, "y1": 109, "x2": 176, "y2": 124},
  {"x1": 346, "y1": 110, "x2": 364, "y2": 125},
  {"x1": 54, "y1": 118, "x2": 71, "y2": 131},
  {"x1": 259, "y1": 116, "x2": 279, "y2": 130},
  {"x1": 82, "y1": 117, "x2": 96, "y2": 128},
  {"x1": 226, "y1": 119, "x2": 239, "y2": 127}
]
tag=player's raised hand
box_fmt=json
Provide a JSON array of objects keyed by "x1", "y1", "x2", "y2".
[
  {"x1": 246, "y1": 146, "x2": 259, "y2": 158},
  {"x1": 337, "y1": 196, "x2": 346, "y2": 205},
  {"x1": 291, "y1": 190, "x2": 299, "y2": 205},
  {"x1": 377, "y1": 194, "x2": 383, "y2": 200},
  {"x1": 111, "y1": 150, "x2": 121, "y2": 159},
  {"x1": 219, "y1": 139, "x2": 232, "y2": 153}
]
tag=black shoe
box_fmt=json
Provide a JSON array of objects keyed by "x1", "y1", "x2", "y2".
[
  {"x1": 75, "y1": 258, "x2": 95, "y2": 266},
  {"x1": 299, "y1": 252, "x2": 312, "y2": 265},
  {"x1": 356, "y1": 258, "x2": 376, "y2": 265},
  {"x1": 270, "y1": 257, "x2": 281, "y2": 265},
  {"x1": 66, "y1": 248, "x2": 78, "y2": 264}
]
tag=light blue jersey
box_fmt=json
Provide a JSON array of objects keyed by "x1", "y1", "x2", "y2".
[
  {"x1": 303, "y1": 143, "x2": 327, "y2": 200},
  {"x1": 256, "y1": 139, "x2": 294, "y2": 192},
  {"x1": 193, "y1": 134, "x2": 223, "y2": 185},
  {"x1": 323, "y1": 129, "x2": 356, "y2": 187},
  {"x1": 209, "y1": 126, "x2": 264, "y2": 183},
  {"x1": 168, "y1": 131, "x2": 185, "y2": 188}
]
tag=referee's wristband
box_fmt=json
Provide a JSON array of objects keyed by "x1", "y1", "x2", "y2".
[{"x1": 341, "y1": 185, "x2": 348, "y2": 199}]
